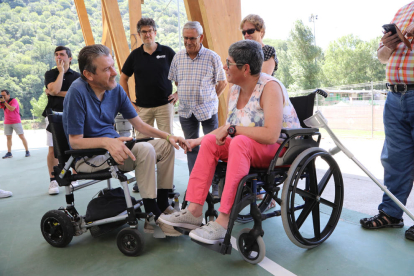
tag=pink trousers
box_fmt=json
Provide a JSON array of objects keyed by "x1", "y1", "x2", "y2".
[{"x1": 186, "y1": 134, "x2": 284, "y2": 214}]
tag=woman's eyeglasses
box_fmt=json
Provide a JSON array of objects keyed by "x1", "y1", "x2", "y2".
[
  {"x1": 226, "y1": 59, "x2": 244, "y2": 68},
  {"x1": 242, "y1": 28, "x2": 256, "y2": 36}
]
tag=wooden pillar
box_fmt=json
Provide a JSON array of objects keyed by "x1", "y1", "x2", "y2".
[
  {"x1": 184, "y1": 0, "x2": 241, "y2": 126},
  {"x1": 101, "y1": 5, "x2": 112, "y2": 53},
  {"x1": 74, "y1": 0, "x2": 95, "y2": 45}
]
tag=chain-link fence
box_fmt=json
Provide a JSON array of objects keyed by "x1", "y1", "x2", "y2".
[{"x1": 292, "y1": 81, "x2": 388, "y2": 139}]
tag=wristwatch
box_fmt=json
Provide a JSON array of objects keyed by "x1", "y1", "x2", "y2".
[{"x1": 227, "y1": 125, "x2": 237, "y2": 137}]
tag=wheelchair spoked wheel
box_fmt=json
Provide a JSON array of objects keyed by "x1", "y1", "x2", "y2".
[
  {"x1": 236, "y1": 228, "x2": 266, "y2": 264},
  {"x1": 116, "y1": 228, "x2": 144, "y2": 256},
  {"x1": 281, "y1": 147, "x2": 344, "y2": 249},
  {"x1": 40, "y1": 210, "x2": 74, "y2": 248}
]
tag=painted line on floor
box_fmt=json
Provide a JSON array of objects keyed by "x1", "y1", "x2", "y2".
[{"x1": 230, "y1": 236, "x2": 296, "y2": 276}]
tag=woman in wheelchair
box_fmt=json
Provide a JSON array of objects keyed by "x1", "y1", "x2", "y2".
[{"x1": 159, "y1": 40, "x2": 300, "y2": 244}]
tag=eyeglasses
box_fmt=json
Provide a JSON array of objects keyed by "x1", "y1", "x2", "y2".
[
  {"x1": 183, "y1": 35, "x2": 200, "y2": 42},
  {"x1": 140, "y1": 29, "x2": 154, "y2": 35},
  {"x1": 242, "y1": 28, "x2": 256, "y2": 36},
  {"x1": 226, "y1": 59, "x2": 244, "y2": 68}
]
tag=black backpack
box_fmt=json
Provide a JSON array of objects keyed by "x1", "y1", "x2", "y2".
[{"x1": 85, "y1": 187, "x2": 138, "y2": 222}]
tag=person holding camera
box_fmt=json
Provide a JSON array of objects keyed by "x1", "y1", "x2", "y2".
[{"x1": 0, "y1": 89, "x2": 30, "y2": 159}]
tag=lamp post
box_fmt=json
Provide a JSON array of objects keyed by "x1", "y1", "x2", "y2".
[{"x1": 309, "y1": 14, "x2": 318, "y2": 65}]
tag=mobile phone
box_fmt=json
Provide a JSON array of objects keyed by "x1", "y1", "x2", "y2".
[{"x1": 382, "y1": 24, "x2": 397, "y2": 35}]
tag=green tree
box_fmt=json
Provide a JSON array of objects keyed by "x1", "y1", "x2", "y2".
[
  {"x1": 287, "y1": 20, "x2": 322, "y2": 91},
  {"x1": 30, "y1": 92, "x2": 47, "y2": 119}
]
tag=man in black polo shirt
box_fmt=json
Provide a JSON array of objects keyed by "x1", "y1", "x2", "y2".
[
  {"x1": 120, "y1": 17, "x2": 176, "y2": 140},
  {"x1": 43, "y1": 46, "x2": 80, "y2": 195}
]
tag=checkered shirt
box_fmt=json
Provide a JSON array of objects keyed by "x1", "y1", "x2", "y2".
[
  {"x1": 168, "y1": 45, "x2": 226, "y2": 121},
  {"x1": 380, "y1": 2, "x2": 414, "y2": 84}
]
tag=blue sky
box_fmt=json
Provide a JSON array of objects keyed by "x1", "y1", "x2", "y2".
[{"x1": 241, "y1": 0, "x2": 411, "y2": 49}]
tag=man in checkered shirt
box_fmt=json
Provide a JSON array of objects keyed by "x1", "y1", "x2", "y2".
[
  {"x1": 360, "y1": 2, "x2": 414, "y2": 241},
  {"x1": 168, "y1": 21, "x2": 227, "y2": 173}
]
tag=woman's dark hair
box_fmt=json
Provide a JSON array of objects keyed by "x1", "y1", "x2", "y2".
[{"x1": 228, "y1": 40, "x2": 263, "y2": 75}]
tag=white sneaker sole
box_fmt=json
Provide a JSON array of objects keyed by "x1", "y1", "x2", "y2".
[
  {"x1": 189, "y1": 232, "x2": 224, "y2": 245},
  {"x1": 48, "y1": 189, "x2": 59, "y2": 195},
  {"x1": 157, "y1": 217, "x2": 201, "y2": 230}
]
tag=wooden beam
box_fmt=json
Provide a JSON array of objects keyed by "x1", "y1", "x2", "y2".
[
  {"x1": 101, "y1": 4, "x2": 112, "y2": 53},
  {"x1": 74, "y1": 0, "x2": 95, "y2": 45},
  {"x1": 129, "y1": 0, "x2": 142, "y2": 50}
]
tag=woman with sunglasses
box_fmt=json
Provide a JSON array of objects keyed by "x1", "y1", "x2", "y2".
[
  {"x1": 241, "y1": 14, "x2": 278, "y2": 76},
  {"x1": 159, "y1": 40, "x2": 300, "y2": 244}
]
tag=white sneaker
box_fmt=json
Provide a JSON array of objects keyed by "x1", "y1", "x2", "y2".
[
  {"x1": 189, "y1": 221, "x2": 227, "y2": 244},
  {"x1": 71, "y1": 180, "x2": 79, "y2": 186},
  {"x1": 48, "y1": 180, "x2": 59, "y2": 195},
  {"x1": 158, "y1": 209, "x2": 203, "y2": 230},
  {"x1": 0, "y1": 189, "x2": 12, "y2": 198}
]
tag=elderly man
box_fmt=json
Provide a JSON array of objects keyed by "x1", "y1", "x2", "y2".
[
  {"x1": 63, "y1": 44, "x2": 189, "y2": 236},
  {"x1": 360, "y1": 2, "x2": 414, "y2": 241},
  {"x1": 168, "y1": 21, "x2": 227, "y2": 173},
  {"x1": 43, "y1": 46, "x2": 80, "y2": 195},
  {"x1": 0, "y1": 89, "x2": 29, "y2": 159}
]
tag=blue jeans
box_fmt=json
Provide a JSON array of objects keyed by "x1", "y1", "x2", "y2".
[
  {"x1": 379, "y1": 91, "x2": 414, "y2": 219},
  {"x1": 179, "y1": 113, "x2": 218, "y2": 173}
]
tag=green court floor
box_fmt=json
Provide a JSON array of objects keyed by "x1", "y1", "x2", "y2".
[{"x1": 0, "y1": 146, "x2": 413, "y2": 276}]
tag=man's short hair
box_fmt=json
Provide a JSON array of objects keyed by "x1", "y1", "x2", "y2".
[
  {"x1": 54, "y1": 46, "x2": 72, "y2": 58},
  {"x1": 1, "y1": 89, "x2": 10, "y2": 95},
  {"x1": 78, "y1": 45, "x2": 111, "y2": 81},
  {"x1": 183, "y1": 21, "x2": 203, "y2": 36},
  {"x1": 137, "y1": 17, "x2": 157, "y2": 33}
]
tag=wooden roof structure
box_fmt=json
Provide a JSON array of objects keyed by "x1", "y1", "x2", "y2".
[{"x1": 74, "y1": 0, "x2": 242, "y2": 126}]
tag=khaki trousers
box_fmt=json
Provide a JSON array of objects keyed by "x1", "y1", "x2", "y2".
[
  {"x1": 75, "y1": 139, "x2": 175, "y2": 199},
  {"x1": 135, "y1": 103, "x2": 174, "y2": 138}
]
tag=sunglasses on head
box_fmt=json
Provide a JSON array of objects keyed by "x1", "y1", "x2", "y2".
[{"x1": 242, "y1": 28, "x2": 256, "y2": 36}]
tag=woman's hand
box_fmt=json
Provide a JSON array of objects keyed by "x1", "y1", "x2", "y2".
[
  {"x1": 216, "y1": 124, "x2": 230, "y2": 145},
  {"x1": 182, "y1": 138, "x2": 200, "y2": 154}
]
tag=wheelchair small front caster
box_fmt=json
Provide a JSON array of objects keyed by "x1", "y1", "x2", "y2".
[
  {"x1": 236, "y1": 228, "x2": 266, "y2": 264},
  {"x1": 41, "y1": 210, "x2": 74, "y2": 247},
  {"x1": 116, "y1": 228, "x2": 144, "y2": 256}
]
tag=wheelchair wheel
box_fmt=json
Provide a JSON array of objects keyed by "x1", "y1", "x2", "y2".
[
  {"x1": 281, "y1": 147, "x2": 343, "y2": 249},
  {"x1": 116, "y1": 228, "x2": 144, "y2": 256},
  {"x1": 41, "y1": 210, "x2": 74, "y2": 248},
  {"x1": 236, "y1": 228, "x2": 266, "y2": 264}
]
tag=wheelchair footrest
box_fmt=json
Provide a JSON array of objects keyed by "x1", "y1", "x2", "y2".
[
  {"x1": 173, "y1": 226, "x2": 192, "y2": 235},
  {"x1": 191, "y1": 239, "x2": 232, "y2": 255}
]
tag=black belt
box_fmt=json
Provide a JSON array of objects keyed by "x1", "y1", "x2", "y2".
[{"x1": 386, "y1": 83, "x2": 414, "y2": 93}]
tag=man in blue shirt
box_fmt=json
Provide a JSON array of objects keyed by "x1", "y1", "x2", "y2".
[{"x1": 63, "y1": 44, "x2": 190, "y2": 236}]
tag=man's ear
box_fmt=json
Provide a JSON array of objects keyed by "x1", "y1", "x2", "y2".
[
  {"x1": 199, "y1": 34, "x2": 204, "y2": 44},
  {"x1": 83, "y1": 70, "x2": 93, "y2": 81}
]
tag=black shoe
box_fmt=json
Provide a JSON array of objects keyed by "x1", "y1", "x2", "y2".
[
  {"x1": 132, "y1": 183, "x2": 139, "y2": 193},
  {"x1": 360, "y1": 210, "x2": 404, "y2": 229},
  {"x1": 405, "y1": 225, "x2": 414, "y2": 241}
]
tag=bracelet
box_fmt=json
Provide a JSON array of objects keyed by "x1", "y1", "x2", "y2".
[{"x1": 166, "y1": 133, "x2": 172, "y2": 144}]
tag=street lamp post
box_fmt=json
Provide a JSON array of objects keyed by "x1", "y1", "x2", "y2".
[{"x1": 309, "y1": 14, "x2": 318, "y2": 65}]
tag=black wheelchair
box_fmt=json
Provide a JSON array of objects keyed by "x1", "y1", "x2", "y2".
[
  {"x1": 178, "y1": 89, "x2": 344, "y2": 264},
  {"x1": 40, "y1": 112, "x2": 172, "y2": 256}
]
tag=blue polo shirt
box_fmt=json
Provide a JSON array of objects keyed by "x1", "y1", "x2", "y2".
[{"x1": 63, "y1": 78, "x2": 137, "y2": 143}]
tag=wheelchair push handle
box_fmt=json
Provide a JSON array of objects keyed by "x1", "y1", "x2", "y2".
[
  {"x1": 312, "y1": 88, "x2": 328, "y2": 98},
  {"x1": 124, "y1": 137, "x2": 154, "y2": 150}
]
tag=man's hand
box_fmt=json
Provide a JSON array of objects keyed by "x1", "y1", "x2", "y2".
[
  {"x1": 168, "y1": 93, "x2": 178, "y2": 105},
  {"x1": 168, "y1": 135, "x2": 191, "y2": 151},
  {"x1": 182, "y1": 138, "x2": 200, "y2": 154},
  {"x1": 215, "y1": 124, "x2": 230, "y2": 146},
  {"x1": 45, "y1": 88, "x2": 50, "y2": 95},
  {"x1": 382, "y1": 31, "x2": 402, "y2": 51},
  {"x1": 106, "y1": 137, "x2": 135, "y2": 165},
  {"x1": 56, "y1": 59, "x2": 64, "y2": 73}
]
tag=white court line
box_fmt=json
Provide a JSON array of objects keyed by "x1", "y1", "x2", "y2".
[{"x1": 230, "y1": 237, "x2": 297, "y2": 276}]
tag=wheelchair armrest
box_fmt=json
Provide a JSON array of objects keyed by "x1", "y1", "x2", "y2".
[
  {"x1": 281, "y1": 128, "x2": 319, "y2": 137},
  {"x1": 65, "y1": 148, "x2": 107, "y2": 157}
]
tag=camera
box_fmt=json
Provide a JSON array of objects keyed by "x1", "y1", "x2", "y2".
[{"x1": 0, "y1": 95, "x2": 3, "y2": 99}]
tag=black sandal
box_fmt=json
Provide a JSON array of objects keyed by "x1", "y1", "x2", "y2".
[
  {"x1": 405, "y1": 225, "x2": 414, "y2": 241},
  {"x1": 360, "y1": 210, "x2": 404, "y2": 229}
]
